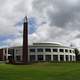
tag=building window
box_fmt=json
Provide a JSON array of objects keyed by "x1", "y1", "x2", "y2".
[
  {"x1": 30, "y1": 49, "x2": 35, "y2": 52},
  {"x1": 8, "y1": 56, "x2": 13, "y2": 63},
  {"x1": 70, "y1": 55, "x2": 72, "y2": 61},
  {"x1": 45, "y1": 55, "x2": 51, "y2": 61},
  {"x1": 66, "y1": 55, "x2": 68, "y2": 61},
  {"x1": 16, "y1": 50, "x2": 20, "y2": 53},
  {"x1": 0, "y1": 54, "x2": 3, "y2": 61},
  {"x1": 5, "y1": 49, "x2": 6, "y2": 54},
  {"x1": 69, "y1": 50, "x2": 72, "y2": 53},
  {"x1": 59, "y1": 49, "x2": 64, "y2": 53},
  {"x1": 60, "y1": 55, "x2": 64, "y2": 61},
  {"x1": 37, "y1": 48, "x2": 43, "y2": 52},
  {"x1": 30, "y1": 55, "x2": 35, "y2": 61},
  {"x1": 8, "y1": 49, "x2": 14, "y2": 59},
  {"x1": 16, "y1": 56, "x2": 21, "y2": 61},
  {"x1": 38, "y1": 55, "x2": 43, "y2": 61},
  {"x1": 53, "y1": 55, "x2": 58, "y2": 61},
  {"x1": 65, "y1": 49, "x2": 68, "y2": 53},
  {"x1": 8, "y1": 49, "x2": 14, "y2": 54},
  {"x1": 45, "y1": 48, "x2": 51, "y2": 52},
  {"x1": 53, "y1": 49, "x2": 58, "y2": 52}
]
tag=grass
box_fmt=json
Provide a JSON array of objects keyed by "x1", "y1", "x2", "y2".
[{"x1": 0, "y1": 62, "x2": 80, "y2": 80}]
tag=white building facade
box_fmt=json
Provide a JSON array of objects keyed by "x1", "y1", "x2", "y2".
[{"x1": 4, "y1": 43, "x2": 76, "y2": 63}]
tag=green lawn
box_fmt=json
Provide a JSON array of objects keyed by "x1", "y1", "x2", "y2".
[{"x1": 0, "y1": 62, "x2": 80, "y2": 80}]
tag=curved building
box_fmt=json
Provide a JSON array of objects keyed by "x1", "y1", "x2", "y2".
[
  {"x1": 29, "y1": 43, "x2": 75, "y2": 62},
  {"x1": 3, "y1": 42, "x2": 76, "y2": 63}
]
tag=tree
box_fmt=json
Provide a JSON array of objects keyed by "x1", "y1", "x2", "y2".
[{"x1": 74, "y1": 48, "x2": 79, "y2": 61}]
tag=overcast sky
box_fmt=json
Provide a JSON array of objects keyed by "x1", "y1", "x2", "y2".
[{"x1": 0, "y1": 0, "x2": 80, "y2": 48}]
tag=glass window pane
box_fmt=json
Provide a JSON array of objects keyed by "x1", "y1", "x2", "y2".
[
  {"x1": 59, "y1": 49, "x2": 64, "y2": 52},
  {"x1": 53, "y1": 49, "x2": 58, "y2": 52},
  {"x1": 37, "y1": 48, "x2": 43, "y2": 52},
  {"x1": 30, "y1": 49, "x2": 35, "y2": 52},
  {"x1": 45, "y1": 48, "x2": 51, "y2": 52}
]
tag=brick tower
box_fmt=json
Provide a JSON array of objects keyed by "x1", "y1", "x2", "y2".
[{"x1": 23, "y1": 16, "x2": 28, "y2": 64}]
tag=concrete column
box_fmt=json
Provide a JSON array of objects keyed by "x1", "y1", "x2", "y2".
[
  {"x1": 72, "y1": 55, "x2": 74, "y2": 61},
  {"x1": 64, "y1": 55, "x2": 66, "y2": 62},
  {"x1": 14, "y1": 49, "x2": 16, "y2": 62},
  {"x1": 51, "y1": 55, "x2": 53, "y2": 61},
  {"x1": 3, "y1": 49, "x2": 5, "y2": 61},
  {"x1": 35, "y1": 55, "x2": 38, "y2": 61},
  {"x1": 72, "y1": 55, "x2": 73, "y2": 61},
  {"x1": 43, "y1": 55, "x2": 45, "y2": 61},
  {"x1": 6, "y1": 48, "x2": 9, "y2": 63},
  {"x1": 68, "y1": 55, "x2": 70, "y2": 61},
  {"x1": 58, "y1": 54, "x2": 60, "y2": 62},
  {"x1": 6, "y1": 48, "x2": 8, "y2": 60},
  {"x1": 74, "y1": 56, "x2": 75, "y2": 61}
]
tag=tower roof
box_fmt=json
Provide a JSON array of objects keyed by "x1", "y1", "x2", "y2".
[{"x1": 24, "y1": 16, "x2": 28, "y2": 23}]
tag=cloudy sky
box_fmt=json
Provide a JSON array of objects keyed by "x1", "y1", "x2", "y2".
[{"x1": 0, "y1": 0, "x2": 80, "y2": 48}]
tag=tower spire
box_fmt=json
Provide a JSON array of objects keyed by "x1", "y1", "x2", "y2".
[
  {"x1": 24, "y1": 16, "x2": 28, "y2": 23},
  {"x1": 23, "y1": 16, "x2": 28, "y2": 64}
]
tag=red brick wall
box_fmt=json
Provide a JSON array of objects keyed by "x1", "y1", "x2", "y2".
[{"x1": 0, "y1": 49, "x2": 3, "y2": 61}]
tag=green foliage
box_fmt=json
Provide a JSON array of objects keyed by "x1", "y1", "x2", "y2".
[
  {"x1": 0, "y1": 63, "x2": 80, "y2": 80},
  {"x1": 74, "y1": 48, "x2": 79, "y2": 54},
  {"x1": 74, "y1": 48, "x2": 79, "y2": 61}
]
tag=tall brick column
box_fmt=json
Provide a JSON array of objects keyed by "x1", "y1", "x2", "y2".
[{"x1": 23, "y1": 16, "x2": 28, "y2": 64}]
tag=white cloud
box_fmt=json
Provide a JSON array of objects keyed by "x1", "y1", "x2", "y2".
[
  {"x1": 0, "y1": 0, "x2": 80, "y2": 48},
  {"x1": 0, "y1": 0, "x2": 33, "y2": 47}
]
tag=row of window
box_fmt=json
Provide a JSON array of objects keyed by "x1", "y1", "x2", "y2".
[
  {"x1": 14, "y1": 55, "x2": 75, "y2": 62},
  {"x1": 29, "y1": 48, "x2": 74, "y2": 53},
  {"x1": 30, "y1": 55, "x2": 75, "y2": 61}
]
